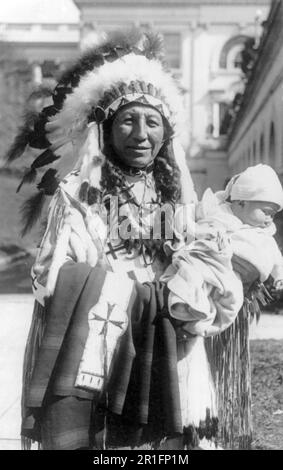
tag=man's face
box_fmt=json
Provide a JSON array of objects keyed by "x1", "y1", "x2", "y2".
[{"x1": 111, "y1": 103, "x2": 165, "y2": 168}]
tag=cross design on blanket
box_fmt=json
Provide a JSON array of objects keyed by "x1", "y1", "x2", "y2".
[
  {"x1": 93, "y1": 302, "x2": 125, "y2": 336},
  {"x1": 105, "y1": 242, "x2": 126, "y2": 260}
]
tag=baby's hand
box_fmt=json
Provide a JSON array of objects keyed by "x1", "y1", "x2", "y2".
[{"x1": 273, "y1": 279, "x2": 283, "y2": 291}]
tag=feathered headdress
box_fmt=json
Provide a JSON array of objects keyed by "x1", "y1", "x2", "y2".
[{"x1": 7, "y1": 28, "x2": 193, "y2": 234}]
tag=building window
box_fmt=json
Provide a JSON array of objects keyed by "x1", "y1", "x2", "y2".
[
  {"x1": 140, "y1": 23, "x2": 151, "y2": 31},
  {"x1": 260, "y1": 133, "x2": 265, "y2": 161},
  {"x1": 68, "y1": 24, "x2": 78, "y2": 31},
  {"x1": 32, "y1": 64, "x2": 42, "y2": 85},
  {"x1": 162, "y1": 33, "x2": 181, "y2": 69},
  {"x1": 253, "y1": 140, "x2": 257, "y2": 163},
  {"x1": 269, "y1": 122, "x2": 275, "y2": 167},
  {"x1": 6, "y1": 24, "x2": 32, "y2": 31},
  {"x1": 41, "y1": 61, "x2": 60, "y2": 79},
  {"x1": 212, "y1": 102, "x2": 220, "y2": 138},
  {"x1": 248, "y1": 147, "x2": 252, "y2": 165},
  {"x1": 233, "y1": 49, "x2": 243, "y2": 69},
  {"x1": 219, "y1": 102, "x2": 230, "y2": 135},
  {"x1": 244, "y1": 152, "x2": 248, "y2": 169},
  {"x1": 41, "y1": 24, "x2": 59, "y2": 31},
  {"x1": 219, "y1": 35, "x2": 249, "y2": 70}
]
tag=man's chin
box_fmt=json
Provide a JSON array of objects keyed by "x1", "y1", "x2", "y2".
[{"x1": 124, "y1": 155, "x2": 154, "y2": 168}]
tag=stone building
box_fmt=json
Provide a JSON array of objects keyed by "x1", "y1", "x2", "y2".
[
  {"x1": 0, "y1": 0, "x2": 79, "y2": 82},
  {"x1": 227, "y1": 0, "x2": 283, "y2": 181}
]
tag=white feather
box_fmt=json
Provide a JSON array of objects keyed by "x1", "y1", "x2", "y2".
[
  {"x1": 48, "y1": 54, "x2": 184, "y2": 141},
  {"x1": 173, "y1": 138, "x2": 197, "y2": 204},
  {"x1": 78, "y1": 123, "x2": 104, "y2": 188}
]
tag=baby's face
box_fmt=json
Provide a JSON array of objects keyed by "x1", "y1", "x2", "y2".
[{"x1": 231, "y1": 200, "x2": 279, "y2": 228}]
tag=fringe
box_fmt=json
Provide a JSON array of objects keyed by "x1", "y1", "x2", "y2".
[
  {"x1": 21, "y1": 301, "x2": 47, "y2": 450},
  {"x1": 152, "y1": 412, "x2": 219, "y2": 450},
  {"x1": 183, "y1": 410, "x2": 219, "y2": 448},
  {"x1": 206, "y1": 309, "x2": 251, "y2": 449},
  {"x1": 102, "y1": 317, "x2": 108, "y2": 450},
  {"x1": 207, "y1": 282, "x2": 272, "y2": 449},
  {"x1": 21, "y1": 436, "x2": 32, "y2": 450}
]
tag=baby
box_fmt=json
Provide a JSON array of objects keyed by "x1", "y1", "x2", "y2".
[{"x1": 163, "y1": 164, "x2": 283, "y2": 337}]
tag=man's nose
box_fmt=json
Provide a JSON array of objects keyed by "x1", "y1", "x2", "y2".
[{"x1": 132, "y1": 119, "x2": 147, "y2": 140}]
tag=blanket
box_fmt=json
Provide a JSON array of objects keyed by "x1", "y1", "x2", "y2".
[
  {"x1": 22, "y1": 261, "x2": 186, "y2": 446},
  {"x1": 164, "y1": 237, "x2": 244, "y2": 336}
]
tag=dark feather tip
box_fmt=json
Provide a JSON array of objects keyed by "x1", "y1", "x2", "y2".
[
  {"x1": 20, "y1": 190, "x2": 46, "y2": 236},
  {"x1": 37, "y1": 168, "x2": 59, "y2": 196},
  {"x1": 16, "y1": 168, "x2": 37, "y2": 193},
  {"x1": 5, "y1": 131, "x2": 29, "y2": 164},
  {"x1": 32, "y1": 148, "x2": 60, "y2": 170}
]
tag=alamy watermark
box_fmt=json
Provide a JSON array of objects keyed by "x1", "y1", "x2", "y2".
[{"x1": 92, "y1": 196, "x2": 197, "y2": 241}]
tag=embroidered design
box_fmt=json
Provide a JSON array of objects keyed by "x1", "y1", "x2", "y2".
[{"x1": 93, "y1": 303, "x2": 125, "y2": 335}]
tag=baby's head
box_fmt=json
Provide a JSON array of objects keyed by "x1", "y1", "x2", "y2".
[{"x1": 226, "y1": 164, "x2": 283, "y2": 227}]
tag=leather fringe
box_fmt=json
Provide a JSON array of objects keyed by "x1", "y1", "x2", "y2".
[
  {"x1": 21, "y1": 436, "x2": 32, "y2": 450},
  {"x1": 206, "y1": 282, "x2": 271, "y2": 449},
  {"x1": 21, "y1": 301, "x2": 47, "y2": 450},
  {"x1": 183, "y1": 410, "x2": 219, "y2": 448},
  {"x1": 206, "y1": 307, "x2": 251, "y2": 449}
]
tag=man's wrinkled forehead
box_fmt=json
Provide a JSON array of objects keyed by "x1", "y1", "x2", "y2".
[{"x1": 113, "y1": 102, "x2": 164, "y2": 120}]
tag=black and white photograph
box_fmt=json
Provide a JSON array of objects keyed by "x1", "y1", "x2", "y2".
[{"x1": 0, "y1": 0, "x2": 283, "y2": 453}]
